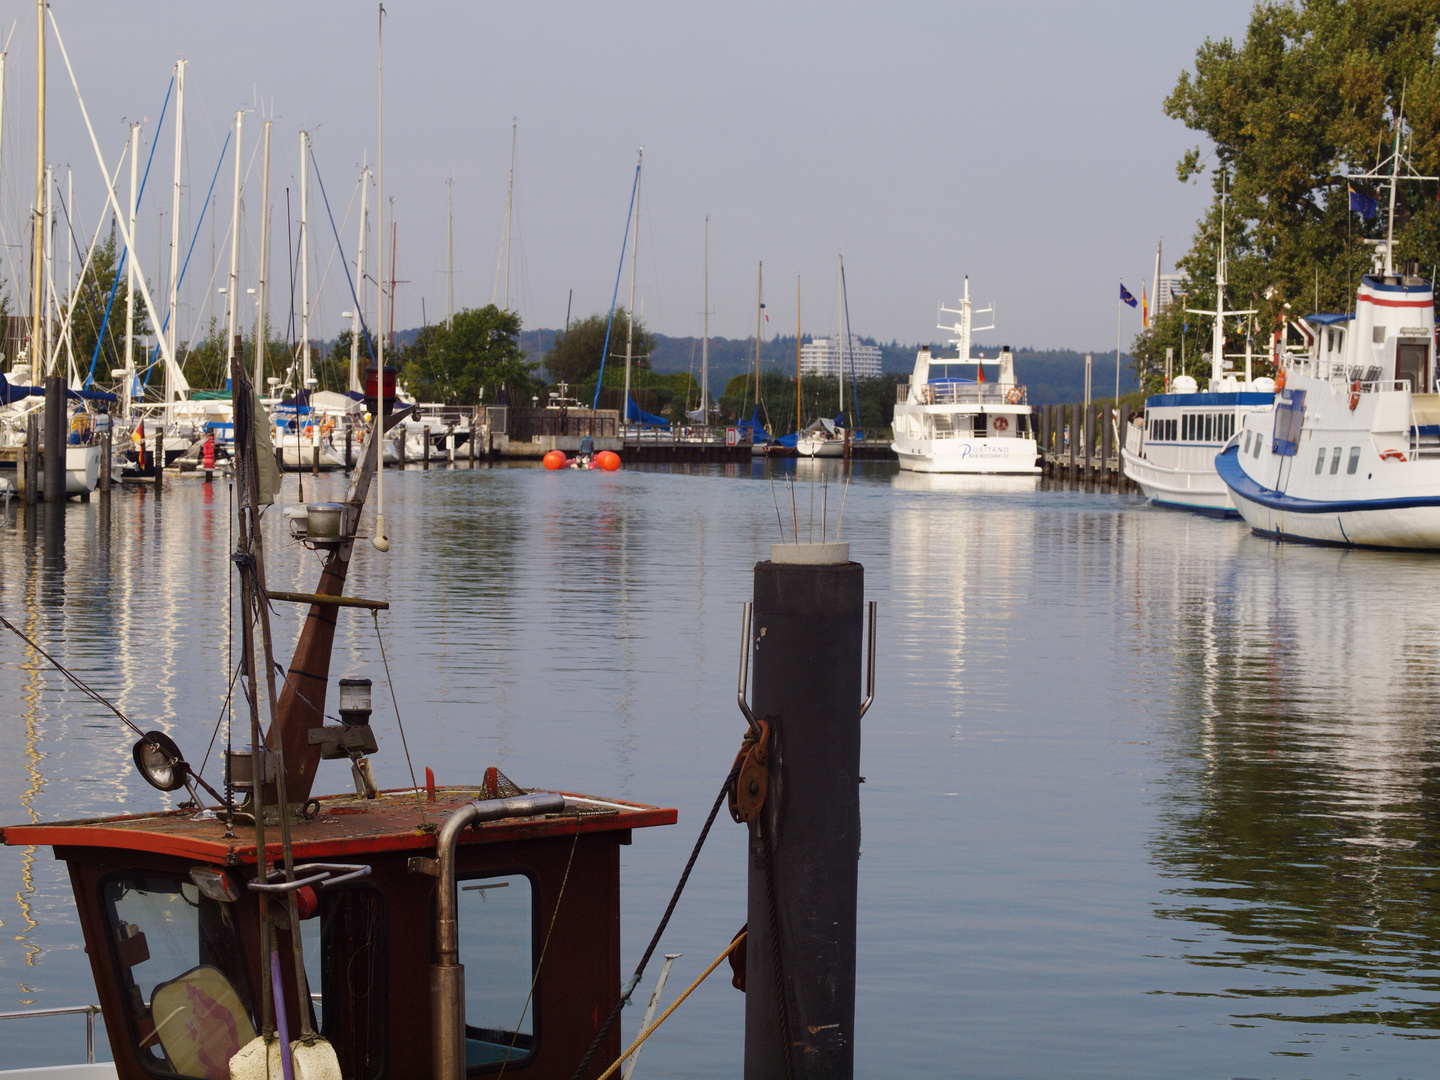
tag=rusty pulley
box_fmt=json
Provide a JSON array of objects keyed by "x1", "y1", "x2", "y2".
[{"x1": 728, "y1": 718, "x2": 771, "y2": 823}]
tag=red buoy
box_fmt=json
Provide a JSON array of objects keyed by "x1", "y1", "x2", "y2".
[
  {"x1": 543, "y1": 450, "x2": 568, "y2": 470},
  {"x1": 596, "y1": 450, "x2": 621, "y2": 471}
]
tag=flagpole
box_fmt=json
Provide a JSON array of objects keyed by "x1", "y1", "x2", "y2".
[{"x1": 1115, "y1": 283, "x2": 1122, "y2": 414}]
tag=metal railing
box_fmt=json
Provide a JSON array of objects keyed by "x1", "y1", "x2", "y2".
[
  {"x1": 0, "y1": 1003, "x2": 103, "y2": 1063},
  {"x1": 904, "y1": 382, "x2": 1028, "y2": 406}
]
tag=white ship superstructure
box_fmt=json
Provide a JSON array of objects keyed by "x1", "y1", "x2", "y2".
[{"x1": 891, "y1": 279, "x2": 1039, "y2": 474}]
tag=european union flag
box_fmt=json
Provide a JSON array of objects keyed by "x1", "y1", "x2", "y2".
[
  {"x1": 1349, "y1": 183, "x2": 1377, "y2": 220},
  {"x1": 1120, "y1": 283, "x2": 1138, "y2": 309}
]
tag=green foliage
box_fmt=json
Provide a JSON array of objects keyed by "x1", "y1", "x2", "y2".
[
  {"x1": 544, "y1": 311, "x2": 653, "y2": 384},
  {"x1": 400, "y1": 305, "x2": 535, "y2": 406},
  {"x1": 181, "y1": 318, "x2": 296, "y2": 392},
  {"x1": 713, "y1": 370, "x2": 904, "y2": 436},
  {"x1": 1147, "y1": 0, "x2": 1440, "y2": 386},
  {"x1": 67, "y1": 231, "x2": 149, "y2": 382}
]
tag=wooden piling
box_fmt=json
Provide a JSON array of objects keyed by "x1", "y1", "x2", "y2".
[
  {"x1": 1068, "y1": 404, "x2": 1077, "y2": 476},
  {"x1": 1101, "y1": 406, "x2": 1112, "y2": 481},
  {"x1": 24, "y1": 413, "x2": 38, "y2": 504},
  {"x1": 423, "y1": 426, "x2": 431, "y2": 468},
  {"x1": 397, "y1": 429, "x2": 406, "y2": 468},
  {"x1": 43, "y1": 377, "x2": 65, "y2": 504},
  {"x1": 100, "y1": 427, "x2": 112, "y2": 492},
  {"x1": 344, "y1": 426, "x2": 353, "y2": 474},
  {"x1": 155, "y1": 428, "x2": 164, "y2": 494},
  {"x1": 467, "y1": 411, "x2": 476, "y2": 465}
]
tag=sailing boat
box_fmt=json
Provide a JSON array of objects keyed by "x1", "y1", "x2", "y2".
[{"x1": 796, "y1": 256, "x2": 859, "y2": 459}]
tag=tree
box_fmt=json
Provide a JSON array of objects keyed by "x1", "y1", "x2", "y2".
[
  {"x1": 1145, "y1": 1, "x2": 1440, "y2": 387},
  {"x1": 544, "y1": 311, "x2": 653, "y2": 385},
  {"x1": 401, "y1": 305, "x2": 535, "y2": 406},
  {"x1": 65, "y1": 229, "x2": 151, "y2": 385}
]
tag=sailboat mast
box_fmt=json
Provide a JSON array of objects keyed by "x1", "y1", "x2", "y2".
[
  {"x1": 373, "y1": 1, "x2": 389, "y2": 553},
  {"x1": 796, "y1": 274, "x2": 802, "y2": 434},
  {"x1": 125, "y1": 123, "x2": 140, "y2": 397},
  {"x1": 701, "y1": 215, "x2": 708, "y2": 426},
  {"x1": 835, "y1": 256, "x2": 843, "y2": 416},
  {"x1": 299, "y1": 129, "x2": 311, "y2": 391},
  {"x1": 225, "y1": 111, "x2": 242, "y2": 381},
  {"x1": 165, "y1": 58, "x2": 185, "y2": 408},
  {"x1": 623, "y1": 148, "x2": 641, "y2": 425},
  {"x1": 754, "y1": 261, "x2": 762, "y2": 412},
  {"x1": 30, "y1": 0, "x2": 42, "y2": 376},
  {"x1": 43, "y1": 165, "x2": 52, "y2": 375},
  {"x1": 351, "y1": 164, "x2": 369, "y2": 392},
  {"x1": 504, "y1": 119, "x2": 515, "y2": 310},
  {"x1": 64, "y1": 166, "x2": 73, "y2": 382},
  {"x1": 255, "y1": 121, "x2": 272, "y2": 393},
  {"x1": 445, "y1": 177, "x2": 453, "y2": 327}
]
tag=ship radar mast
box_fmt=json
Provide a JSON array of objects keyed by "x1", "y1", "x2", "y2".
[
  {"x1": 938, "y1": 276, "x2": 995, "y2": 363},
  {"x1": 1347, "y1": 93, "x2": 1440, "y2": 278}
]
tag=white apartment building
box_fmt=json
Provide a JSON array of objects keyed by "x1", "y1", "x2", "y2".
[{"x1": 799, "y1": 336, "x2": 883, "y2": 378}]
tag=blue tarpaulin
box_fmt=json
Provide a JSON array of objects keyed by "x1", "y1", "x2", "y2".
[
  {"x1": 0, "y1": 379, "x2": 42, "y2": 404},
  {"x1": 733, "y1": 405, "x2": 767, "y2": 441},
  {"x1": 626, "y1": 396, "x2": 670, "y2": 427}
]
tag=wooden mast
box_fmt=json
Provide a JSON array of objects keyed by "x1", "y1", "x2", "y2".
[{"x1": 796, "y1": 275, "x2": 802, "y2": 434}]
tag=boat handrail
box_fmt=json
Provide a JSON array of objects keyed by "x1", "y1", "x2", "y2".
[
  {"x1": 0, "y1": 1003, "x2": 102, "y2": 1063},
  {"x1": 921, "y1": 383, "x2": 1025, "y2": 406}
]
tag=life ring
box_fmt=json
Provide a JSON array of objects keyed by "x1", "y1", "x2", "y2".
[
  {"x1": 1004, "y1": 387, "x2": 1022, "y2": 405},
  {"x1": 321, "y1": 418, "x2": 335, "y2": 437},
  {"x1": 1348, "y1": 381, "x2": 1361, "y2": 411},
  {"x1": 1380, "y1": 449, "x2": 1408, "y2": 462},
  {"x1": 992, "y1": 416, "x2": 1010, "y2": 432}
]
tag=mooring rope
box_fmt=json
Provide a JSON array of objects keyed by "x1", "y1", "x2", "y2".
[
  {"x1": 371, "y1": 610, "x2": 427, "y2": 823},
  {"x1": 568, "y1": 757, "x2": 743, "y2": 1080}
]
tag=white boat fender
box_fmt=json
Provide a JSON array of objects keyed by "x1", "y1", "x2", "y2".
[{"x1": 230, "y1": 1035, "x2": 342, "y2": 1080}]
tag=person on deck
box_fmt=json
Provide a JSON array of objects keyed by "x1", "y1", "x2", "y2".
[{"x1": 578, "y1": 433, "x2": 595, "y2": 465}]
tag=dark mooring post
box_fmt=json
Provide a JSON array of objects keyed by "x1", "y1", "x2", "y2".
[
  {"x1": 24, "y1": 412, "x2": 39, "y2": 504},
  {"x1": 43, "y1": 376, "x2": 65, "y2": 504},
  {"x1": 745, "y1": 548, "x2": 866, "y2": 1079}
]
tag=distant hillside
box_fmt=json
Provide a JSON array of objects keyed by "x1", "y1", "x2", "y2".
[{"x1": 377, "y1": 325, "x2": 1136, "y2": 407}]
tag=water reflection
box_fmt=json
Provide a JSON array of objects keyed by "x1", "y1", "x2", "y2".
[{"x1": 1145, "y1": 535, "x2": 1440, "y2": 1029}]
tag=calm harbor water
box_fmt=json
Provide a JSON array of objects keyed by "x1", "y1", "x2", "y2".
[{"x1": 3, "y1": 460, "x2": 1440, "y2": 1077}]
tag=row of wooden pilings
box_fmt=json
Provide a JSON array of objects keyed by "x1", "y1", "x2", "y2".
[{"x1": 1035, "y1": 401, "x2": 1137, "y2": 489}]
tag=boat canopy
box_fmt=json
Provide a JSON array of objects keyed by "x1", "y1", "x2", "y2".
[
  {"x1": 734, "y1": 404, "x2": 767, "y2": 441},
  {"x1": 1303, "y1": 313, "x2": 1355, "y2": 326},
  {"x1": 0, "y1": 378, "x2": 42, "y2": 403}
]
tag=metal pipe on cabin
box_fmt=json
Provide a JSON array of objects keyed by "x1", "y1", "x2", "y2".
[
  {"x1": 745, "y1": 554, "x2": 866, "y2": 1079},
  {"x1": 430, "y1": 792, "x2": 568, "y2": 1080},
  {"x1": 43, "y1": 376, "x2": 64, "y2": 503}
]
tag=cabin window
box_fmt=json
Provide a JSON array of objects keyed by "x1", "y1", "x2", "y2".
[
  {"x1": 1204, "y1": 414, "x2": 1213, "y2": 442},
  {"x1": 1315, "y1": 447, "x2": 1326, "y2": 474},
  {"x1": 100, "y1": 871, "x2": 257, "y2": 1078},
  {"x1": 1252, "y1": 433, "x2": 1262, "y2": 459},
  {"x1": 1347, "y1": 446, "x2": 1361, "y2": 475},
  {"x1": 1167, "y1": 419, "x2": 1176, "y2": 441},
  {"x1": 1330, "y1": 447, "x2": 1343, "y2": 475},
  {"x1": 459, "y1": 873, "x2": 537, "y2": 1071},
  {"x1": 1244, "y1": 430, "x2": 1252, "y2": 454}
]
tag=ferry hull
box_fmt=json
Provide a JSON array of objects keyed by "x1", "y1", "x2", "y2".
[
  {"x1": 892, "y1": 438, "x2": 1039, "y2": 474},
  {"x1": 1217, "y1": 445, "x2": 1440, "y2": 549},
  {"x1": 1121, "y1": 444, "x2": 1237, "y2": 516}
]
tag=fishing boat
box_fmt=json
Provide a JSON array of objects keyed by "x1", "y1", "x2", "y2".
[
  {"x1": 1121, "y1": 184, "x2": 1275, "y2": 515},
  {"x1": 1, "y1": 362, "x2": 677, "y2": 1080},
  {"x1": 891, "y1": 279, "x2": 1039, "y2": 474},
  {"x1": 1217, "y1": 121, "x2": 1440, "y2": 548}
]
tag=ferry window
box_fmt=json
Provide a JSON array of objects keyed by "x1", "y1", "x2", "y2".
[
  {"x1": 1330, "y1": 447, "x2": 1342, "y2": 474},
  {"x1": 1243, "y1": 429, "x2": 1252, "y2": 454},
  {"x1": 1315, "y1": 448, "x2": 1326, "y2": 474},
  {"x1": 1347, "y1": 446, "x2": 1361, "y2": 474},
  {"x1": 318, "y1": 886, "x2": 388, "y2": 1080},
  {"x1": 458, "y1": 873, "x2": 536, "y2": 1071},
  {"x1": 1204, "y1": 414, "x2": 1213, "y2": 442},
  {"x1": 101, "y1": 872, "x2": 257, "y2": 1078},
  {"x1": 1168, "y1": 419, "x2": 1177, "y2": 441}
]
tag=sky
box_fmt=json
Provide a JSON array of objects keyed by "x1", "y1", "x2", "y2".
[{"x1": 1, "y1": 0, "x2": 1259, "y2": 359}]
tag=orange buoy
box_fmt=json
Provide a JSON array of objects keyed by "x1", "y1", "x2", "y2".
[
  {"x1": 543, "y1": 450, "x2": 568, "y2": 470},
  {"x1": 596, "y1": 450, "x2": 621, "y2": 471}
]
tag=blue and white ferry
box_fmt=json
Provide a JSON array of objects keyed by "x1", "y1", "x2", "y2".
[
  {"x1": 1219, "y1": 266, "x2": 1440, "y2": 547},
  {"x1": 1121, "y1": 185, "x2": 1276, "y2": 515},
  {"x1": 1218, "y1": 133, "x2": 1440, "y2": 549}
]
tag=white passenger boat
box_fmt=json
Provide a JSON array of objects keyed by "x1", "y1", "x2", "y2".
[
  {"x1": 1219, "y1": 267, "x2": 1440, "y2": 547},
  {"x1": 891, "y1": 279, "x2": 1039, "y2": 474},
  {"x1": 1217, "y1": 127, "x2": 1440, "y2": 549},
  {"x1": 1121, "y1": 184, "x2": 1276, "y2": 515}
]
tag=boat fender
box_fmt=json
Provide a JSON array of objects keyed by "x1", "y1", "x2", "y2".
[
  {"x1": 542, "y1": 450, "x2": 567, "y2": 470},
  {"x1": 993, "y1": 416, "x2": 1009, "y2": 432},
  {"x1": 1349, "y1": 381, "x2": 1361, "y2": 411}
]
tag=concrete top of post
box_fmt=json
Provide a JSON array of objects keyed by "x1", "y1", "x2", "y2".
[{"x1": 769, "y1": 542, "x2": 850, "y2": 565}]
